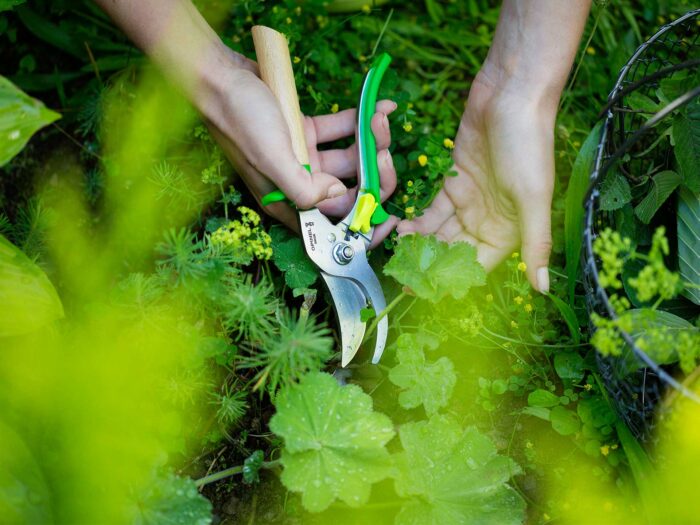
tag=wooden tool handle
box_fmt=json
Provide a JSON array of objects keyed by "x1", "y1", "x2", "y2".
[{"x1": 252, "y1": 25, "x2": 309, "y2": 166}]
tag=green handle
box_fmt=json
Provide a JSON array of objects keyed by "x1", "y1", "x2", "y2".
[{"x1": 359, "y1": 53, "x2": 392, "y2": 225}]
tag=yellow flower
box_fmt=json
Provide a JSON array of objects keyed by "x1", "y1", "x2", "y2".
[
  {"x1": 586, "y1": 46, "x2": 596, "y2": 56},
  {"x1": 362, "y1": 4, "x2": 371, "y2": 14},
  {"x1": 407, "y1": 180, "x2": 414, "y2": 187},
  {"x1": 330, "y1": 103, "x2": 339, "y2": 114},
  {"x1": 584, "y1": 383, "x2": 593, "y2": 391},
  {"x1": 524, "y1": 303, "x2": 533, "y2": 313},
  {"x1": 402, "y1": 194, "x2": 409, "y2": 203},
  {"x1": 285, "y1": 17, "x2": 292, "y2": 24},
  {"x1": 407, "y1": 102, "x2": 414, "y2": 109},
  {"x1": 510, "y1": 320, "x2": 518, "y2": 329},
  {"x1": 403, "y1": 122, "x2": 413, "y2": 132},
  {"x1": 418, "y1": 154, "x2": 428, "y2": 167},
  {"x1": 293, "y1": 56, "x2": 301, "y2": 64},
  {"x1": 525, "y1": 440, "x2": 533, "y2": 449},
  {"x1": 295, "y1": 6, "x2": 302, "y2": 14},
  {"x1": 514, "y1": 296, "x2": 524, "y2": 305},
  {"x1": 600, "y1": 445, "x2": 610, "y2": 456},
  {"x1": 611, "y1": 444, "x2": 618, "y2": 450},
  {"x1": 359, "y1": 55, "x2": 367, "y2": 62},
  {"x1": 405, "y1": 206, "x2": 415, "y2": 215},
  {"x1": 486, "y1": 294, "x2": 494, "y2": 302},
  {"x1": 511, "y1": 252, "x2": 519, "y2": 259},
  {"x1": 517, "y1": 261, "x2": 527, "y2": 272},
  {"x1": 443, "y1": 138, "x2": 455, "y2": 149}
]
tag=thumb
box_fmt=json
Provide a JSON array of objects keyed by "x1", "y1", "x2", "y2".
[
  {"x1": 278, "y1": 165, "x2": 347, "y2": 210},
  {"x1": 517, "y1": 191, "x2": 553, "y2": 293}
]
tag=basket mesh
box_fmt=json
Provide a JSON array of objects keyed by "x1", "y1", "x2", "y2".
[{"x1": 582, "y1": 9, "x2": 700, "y2": 442}]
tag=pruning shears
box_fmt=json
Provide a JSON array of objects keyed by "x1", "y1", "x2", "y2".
[{"x1": 252, "y1": 26, "x2": 390, "y2": 367}]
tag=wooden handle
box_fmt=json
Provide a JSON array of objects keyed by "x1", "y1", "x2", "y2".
[{"x1": 252, "y1": 25, "x2": 309, "y2": 166}]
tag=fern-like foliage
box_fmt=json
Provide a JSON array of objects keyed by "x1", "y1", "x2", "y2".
[
  {"x1": 239, "y1": 309, "x2": 333, "y2": 394},
  {"x1": 219, "y1": 274, "x2": 277, "y2": 341},
  {"x1": 156, "y1": 228, "x2": 209, "y2": 284}
]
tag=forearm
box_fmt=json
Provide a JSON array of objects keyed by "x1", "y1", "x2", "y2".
[
  {"x1": 94, "y1": 0, "x2": 254, "y2": 107},
  {"x1": 480, "y1": 0, "x2": 592, "y2": 110}
]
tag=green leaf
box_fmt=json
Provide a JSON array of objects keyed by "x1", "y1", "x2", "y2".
[
  {"x1": 388, "y1": 338, "x2": 456, "y2": 415},
  {"x1": 393, "y1": 414, "x2": 525, "y2": 525},
  {"x1": 634, "y1": 170, "x2": 683, "y2": 224},
  {"x1": 242, "y1": 450, "x2": 264, "y2": 484},
  {"x1": 677, "y1": 187, "x2": 700, "y2": 305},
  {"x1": 132, "y1": 473, "x2": 212, "y2": 525},
  {"x1": 15, "y1": 6, "x2": 84, "y2": 59},
  {"x1": 0, "y1": 0, "x2": 25, "y2": 12},
  {"x1": 599, "y1": 172, "x2": 631, "y2": 211},
  {"x1": 549, "y1": 406, "x2": 580, "y2": 436},
  {"x1": 626, "y1": 92, "x2": 662, "y2": 114},
  {"x1": 269, "y1": 372, "x2": 395, "y2": 512},
  {"x1": 0, "y1": 420, "x2": 53, "y2": 524},
  {"x1": 565, "y1": 123, "x2": 602, "y2": 302},
  {"x1": 554, "y1": 351, "x2": 585, "y2": 381},
  {"x1": 384, "y1": 234, "x2": 485, "y2": 302},
  {"x1": 527, "y1": 389, "x2": 560, "y2": 408},
  {"x1": 0, "y1": 234, "x2": 63, "y2": 337},
  {"x1": 522, "y1": 406, "x2": 551, "y2": 421},
  {"x1": 270, "y1": 226, "x2": 318, "y2": 289},
  {"x1": 672, "y1": 102, "x2": 700, "y2": 192},
  {"x1": 546, "y1": 292, "x2": 581, "y2": 343},
  {"x1": 0, "y1": 76, "x2": 60, "y2": 167}
]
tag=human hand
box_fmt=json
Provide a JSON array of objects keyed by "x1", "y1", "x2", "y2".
[
  {"x1": 200, "y1": 57, "x2": 398, "y2": 247},
  {"x1": 397, "y1": 71, "x2": 555, "y2": 292}
]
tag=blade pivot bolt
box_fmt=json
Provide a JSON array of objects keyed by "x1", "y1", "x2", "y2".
[{"x1": 333, "y1": 243, "x2": 355, "y2": 265}]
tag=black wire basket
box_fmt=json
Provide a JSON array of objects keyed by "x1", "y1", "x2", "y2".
[{"x1": 582, "y1": 9, "x2": 700, "y2": 442}]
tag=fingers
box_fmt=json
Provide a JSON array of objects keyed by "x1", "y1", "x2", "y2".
[
  {"x1": 318, "y1": 111, "x2": 393, "y2": 177},
  {"x1": 516, "y1": 191, "x2": 553, "y2": 293},
  {"x1": 369, "y1": 215, "x2": 399, "y2": 249},
  {"x1": 397, "y1": 191, "x2": 455, "y2": 236},
  {"x1": 317, "y1": 149, "x2": 396, "y2": 217},
  {"x1": 311, "y1": 100, "x2": 397, "y2": 143}
]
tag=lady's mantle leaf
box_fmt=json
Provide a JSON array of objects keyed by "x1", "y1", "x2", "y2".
[
  {"x1": 270, "y1": 226, "x2": 317, "y2": 289},
  {"x1": 384, "y1": 234, "x2": 485, "y2": 302},
  {"x1": 269, "y1": 372, "x2": 395, "y2": 512},
  {"x1": 0, "y1": 76, "x2": 60, "y2": 167},
  {"x1": 132, "y1": 473, "x2": 212, "y2": 525},
  {"x1": 393, "y1": 415, "x2": 525, "y2": 525},
  {"x1": 388, "y1": 336, "x2": 456, "y2": 415},
  {"x1": 0, "y1": 234, "x2": 64, "y2": 337}
]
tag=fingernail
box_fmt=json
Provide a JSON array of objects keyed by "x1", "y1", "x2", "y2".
[
  {"x1": 537, "y1": 267, "x2": 550, "y2": 293},
  {"x1": 327, "y1": 182, "x2": 347, "y2": 199},
  {"x1": 382, "y1": 149, "x2": 392, "y2": 165},
  {"x1": 390, "y1": 100, "x2": 398, "y2": 111}
]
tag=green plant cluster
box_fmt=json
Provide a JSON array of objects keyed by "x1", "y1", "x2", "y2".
[{"x1": 1, "y1": 0, "x2": 699, "y2": 524}]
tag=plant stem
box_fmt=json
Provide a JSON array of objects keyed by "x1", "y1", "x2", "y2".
[
  {"x1": 364, "y1": 291, "x2": 408, "y2": 342},
  {"x1": 194, "y1": 460, "x2": 280, "y2": 488}
]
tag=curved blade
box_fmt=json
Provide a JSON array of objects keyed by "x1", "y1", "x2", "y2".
[
  {"x1": 352, "y1": 269, "x2": 387, "y2": 364},
  {"x1": 321, "y1": 272, "x2": 367, "y2": 367}
]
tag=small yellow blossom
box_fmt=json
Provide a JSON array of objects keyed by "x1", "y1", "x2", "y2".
[
  {"x1": 403, "y1": 122, "x2": 413, "y2": 132},
  {"x1": 658, "y1": 16, "x2": 666, "y2": 25},
  {"x1": 486, "y1": 294, "x2": 494, "y2": 302},
  {"x1": 362, "y1": 4, "x2": 371, "y2": 14},
  {"x1": 584, "y1": 383, "x2": 593, "y2": 391},
  {"x1": 402, "y1": 195, "x2": 409, "y2": 203},
  {"x1": 407, "y1": 180, "x2": 414, "y2": 187},
  {"x1": 514, "y1": 296, "x2": 524, "y2": 305},
  {"x1": 524, "y1": 303, "x2": 533, "y2": 313},
  {"x1": 285, "y1": 17, "x2": 292, "y2": 24},
  {"x1": 443, "y1": 138, "x2": 455, "y2": 149},
  {"x1": 245, "y1": 15, "x2": 252, "y2": 23},
  {"x1": 573, "y1": 140, "x2": 581, "y2": 148},
  {"x1": 517, "y1": 261, "x2": 527, "y2": 272},
  {"x1": 525, "y1": 440, "x2": 533, "y2": 449},
  {"x1": 407, "y1": 102, "x2": 414, "y2": 109},
  {"x1": 612, "y1": 444, "x2": 618, "y2": 450},
  {"x1": 510, "y1": 321, "x2": 518, "y2": 329},
  {"x1": 405, "y1": 206, "x2": 415, "y2": 215},
  {"x1": 511, "y1": 252, "x2": 519, "y2": 259},
  {"x1": 295, "y1": 6, "x2": 302, "y2": 15},
  {"x1": 330, "y1": 103, "x2": 339, "y2": 113},
  {"x1": 232, "y1": 35, "x2": 241, "y2": 43},
  {"x1": 210, "y1": 207, "x2": 272, "y2": 260},
  {"x1": 586, "y1": 46, "x2": 596, "y2": 56},
  {"x1": 293, "y1": 56, "x2": 301, "y2": 64},
  {"x1": 418, "y1": 154, "x2": 428, "y2": 167},
  {"x1": 359, "y1": 54, "x2": 367, "y2": 62}
]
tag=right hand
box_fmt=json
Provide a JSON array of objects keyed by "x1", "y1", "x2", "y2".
[{"x1": 200, "y1": 52, "x2": 399, "y2": 247}]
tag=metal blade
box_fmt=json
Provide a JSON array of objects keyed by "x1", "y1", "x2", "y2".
[
  {"x1": 321, "y1": 271, "x2": 367, "y2": 367},
  {"x1": 352, "y1": 269, "x2": 387, "y2": 364}
]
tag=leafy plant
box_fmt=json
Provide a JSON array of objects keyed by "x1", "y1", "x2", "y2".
[{"x1": 269, "y1": 372, "x2": 395, "y2": 512}]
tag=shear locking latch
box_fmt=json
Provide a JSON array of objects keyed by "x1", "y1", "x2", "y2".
[{"x1": 349, "y1": 193, "x2": 378, "y2": 234}]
